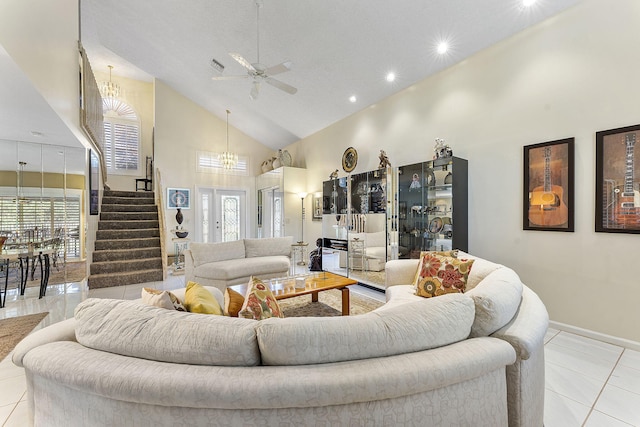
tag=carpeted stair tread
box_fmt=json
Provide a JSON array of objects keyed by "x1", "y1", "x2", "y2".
[
  {"x1": 96, "y1": 229, "x2": 160, "y2": 240},
  {"x1": 92, "y1": 247, "x2": 161, "y2": 262},
  {"x1": 88, "y1": 269, "x2": 164, "y2": 289},
  {"x1": 101, "y1": 204, "x2": 158, "y2": 213},
  {"x1": 98, "y1": 220, "x2": 159, "y2": 230},
  {"x1": 101, "y1": 196, "x2": 156, "y2": 206},
  {"x1": 94, "y1": 237, "x2": 160, "y2": 250},
  {"x1": 90, "y1": 257, "x2": 162, "y2": 275},
  {"x1": 100, "y1": 211, "x2": 159, "y2": 221},
  {"x1": 104, "y1": 190, "x2": 154, "y2": 198}
]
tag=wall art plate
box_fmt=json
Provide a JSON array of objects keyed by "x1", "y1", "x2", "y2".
[{"x1": 342, "y1": 147, "x2": 358, "y2": 173}]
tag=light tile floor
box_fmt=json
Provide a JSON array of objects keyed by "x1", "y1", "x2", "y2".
[{"x1": 1, "y1": 276, "x2": 640, "y2": 426}]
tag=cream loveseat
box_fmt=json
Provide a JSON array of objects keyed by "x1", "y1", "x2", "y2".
[
  {"x1": 184, "y1": 236, "x2": 292, "y2": 291},
  {"x1": 13, "y1": 252, "x2": 548, "y2": 427}
]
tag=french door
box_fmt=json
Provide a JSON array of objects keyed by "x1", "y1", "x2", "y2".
[{"x1": 197, "y1": 188, "x2": 247, "y2": 243}]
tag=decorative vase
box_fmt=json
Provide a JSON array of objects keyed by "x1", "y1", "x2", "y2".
[{"x1": 175, "y1": 208, "x2": 183, "y2": 225}]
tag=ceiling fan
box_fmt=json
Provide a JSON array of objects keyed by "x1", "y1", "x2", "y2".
[{"x1": 212, "y1": 0, "x2": 297, "y2": 100}]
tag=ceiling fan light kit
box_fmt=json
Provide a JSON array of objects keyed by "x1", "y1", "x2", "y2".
[{"x1": 211, "y1": 0, "x2": 297, "y2": 100}]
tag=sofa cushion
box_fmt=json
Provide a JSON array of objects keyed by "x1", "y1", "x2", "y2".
[
  {"x1": 466, "y1": 266, "x2": 523, "y2": 337},
  {"x1": 366, "y1": 231, "x2": 387, "y2": 248},
  {"x1": 244, "y1": 236, "x2": 293, "y2": 258},
  {"x1": 193, "y1": 256, "x2": 290, "y2": 281},
  {"x1": 189, "y1": 240, "x2": 246, "y2": 267},
  {"x1": 414, "y1": 253, "x2": 474, "y2": 297},
  {"x1": 184, "y1": 281, "x2": 223, "y2": 315},
  {"x1": 74, "y1": 298, "x2": 260, "y2": 366},
  {"x1": 141, "y1": 288, "x2": 185, "y2": 311},
  {"x1": 238, "y1": 277, "x2": 284, "y2": 320},
  {"x1": 257, "y1": 293, "x2": 475, "y2": 365}
]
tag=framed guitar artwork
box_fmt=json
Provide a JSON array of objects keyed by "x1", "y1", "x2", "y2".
[
  {"x1": 523, "y1": 138, "x2": 575, "y2": 232},
  {"x1": 596, "y1": 124, "x2": 640, "y2": 233}
]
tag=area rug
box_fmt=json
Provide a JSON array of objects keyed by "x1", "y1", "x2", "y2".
[
  {"x1": 278, "y1": 289, "x2": 383, "y2": 317},
  {"x1": 0, "y1": 312, "x2": 48, "y2": 361},
  {"x1": 25, "y1": 261, "x2": 86, "y2": 288}
]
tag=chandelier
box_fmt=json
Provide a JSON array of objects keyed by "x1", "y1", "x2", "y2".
[
  {"x1": 219, "y1": 109, "x2": 238, "y2": 170},
  {"x1": 100, "y1": 65, "x2": 121, "y2": 99}
]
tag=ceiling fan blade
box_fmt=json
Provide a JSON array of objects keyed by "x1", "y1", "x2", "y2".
[
  {"x1": 211, "y1": 75, "x2": 249, "y2": 81},
  {"x1": 265, "y1": 77, "x2": 297, "y2": 95},
  {"x1": 265, "y1": 61, "x2": 292, "y2": 76},
  {"x1": 229, "y1": 53, "x2": 256, "y2": 73},
  {"x1": 250, "y1": 81, "x2": 261, "y2": 100}
]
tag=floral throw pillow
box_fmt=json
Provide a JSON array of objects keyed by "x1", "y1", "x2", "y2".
[
  {"x1": 412, "y1": 250, "x2": 459, "y2": 288},
  {"x1": 414, "y1": 253, "x2": 474, "y2": 298},
  {"x1": 238, "y1": 277, "x2": 284, "y2": 320}
]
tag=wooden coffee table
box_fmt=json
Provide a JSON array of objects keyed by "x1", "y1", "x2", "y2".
[{"x1": 230, "y1": 271, "x2": 358, "y2": 315}]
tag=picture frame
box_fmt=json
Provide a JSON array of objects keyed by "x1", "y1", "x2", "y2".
[
  {"x1": 312, "y1": 193, "x2": 323, "y2": 221},
  {"x1": 523, "y1": 138, "x2": 574, "y2": 232},
  {"x1": 167, "y1": 188, "x2": 190, "y2": 209},
  {"x1": 596, "y1": 124, "x2": 640, "y2": 233},
  {"x1": 89, "y1": 150, "x2": 99, "y2": 215}
]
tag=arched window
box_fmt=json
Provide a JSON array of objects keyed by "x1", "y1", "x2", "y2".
[{"x1": 102, "y1": 98, "x2": 140, "y2": 174}]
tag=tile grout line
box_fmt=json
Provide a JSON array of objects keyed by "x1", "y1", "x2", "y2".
[{"x1": 580, "y1": 349, "x2": 626, "y2": 427}]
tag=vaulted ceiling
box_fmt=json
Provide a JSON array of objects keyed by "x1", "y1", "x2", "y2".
[{"x1": 0, "y1": 0, "x2": 582, "y2": 154}]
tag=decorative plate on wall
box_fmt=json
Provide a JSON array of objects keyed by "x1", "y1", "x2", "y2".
[{"x1": 342, "y1": 147, "x2": 358, "y2": 173}]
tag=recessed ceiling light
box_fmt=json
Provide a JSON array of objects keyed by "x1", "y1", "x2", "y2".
[
  {"x1": 386, "y1": 72, "x2": 396, "y2": 82},
  {"x1": 349, "y1": 95, "x2": 357, "y2": 103},
  {"x1": 30, "y1": 131, "x2": 43, "y2": 137},
  {"x1": 522, "y1": 0, "x2": 536, "y2": 6},
  {"x1": 437, "y1": 42, "x2": 448, "y2": 54}
]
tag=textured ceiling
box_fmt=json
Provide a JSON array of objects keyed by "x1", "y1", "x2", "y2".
[{"x1": 0, "y1": 0, "x2": 582, "y2": 156}]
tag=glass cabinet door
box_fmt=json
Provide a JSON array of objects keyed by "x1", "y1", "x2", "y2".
[{"x1": 396, "y1": 157, "x2": 467, "y2": 258}]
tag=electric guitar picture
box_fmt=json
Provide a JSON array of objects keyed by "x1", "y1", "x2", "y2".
[
  {"x1": 614, "y1": 133, "x2": 640, "y2": 227},
  {"x1": 529, "y1": 146, "x2": 569, "y2": 227}
]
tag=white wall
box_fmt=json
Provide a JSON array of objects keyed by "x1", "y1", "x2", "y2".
[
  {"x1": 153, "y1": 81, "x2": 274, "y2": 250},
  {"x1": 286, "y1": 0, "x2": 640, "y2": 342},
  {"x1": 0, "y1": 0, "x2": 91, "y2": 151}
]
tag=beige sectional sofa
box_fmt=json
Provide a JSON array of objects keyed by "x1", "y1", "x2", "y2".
[
  {"x1": 184, "y1": 236, "x2": 292, "y2": 291},
  {"x1": 13, "y1": 252, "x2": 548, "y2": 427}
]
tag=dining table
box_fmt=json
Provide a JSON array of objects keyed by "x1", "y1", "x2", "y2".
[{"x1": 0, "y1": 247, "x2": 53, "y2": 308}]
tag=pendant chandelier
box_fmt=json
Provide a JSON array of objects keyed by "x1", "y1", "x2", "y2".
[
  {"x1": 219, "y1": 109, "x2": 238, "y2": 170},
  {"x1": 100, "y1": 65, "x2": 121, "y2": 99}
]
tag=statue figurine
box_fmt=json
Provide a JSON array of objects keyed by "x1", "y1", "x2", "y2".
[
  {"x1": 378, "y1": 150, "x2": 391, "y2": 169},
  {"x1": 329, "y1": 169, "x2": 339, "y2": 180},
  {"x1": 309, "y1": 238, "x2": 323, "y2": 271}
]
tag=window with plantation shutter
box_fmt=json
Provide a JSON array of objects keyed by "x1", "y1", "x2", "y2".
[{"x1": 103, "y1": 99, "x2": 140, "y2": 174}]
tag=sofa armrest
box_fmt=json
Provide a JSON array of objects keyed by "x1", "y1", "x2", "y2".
[
  {"x1": 12, "y1": 317, "x2": 77, "y2": 367},
  {"x1": 491, "y1": 285, "x2": 549, "y2": 360},
  {"x1": 385, "y1": 259, "x2": 419, "y2": 287}
]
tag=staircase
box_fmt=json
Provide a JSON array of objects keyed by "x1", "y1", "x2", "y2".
[{"x1": 89, "y1": 190, "x2": 164, "y2": 289}]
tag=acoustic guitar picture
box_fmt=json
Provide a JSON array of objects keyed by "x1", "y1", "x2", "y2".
[
  {"x1": 529, "y1": 146, "x2": 568, "y2": 226},
  {"x1": 613, "y1": 133, "x2": 640, "y2": 227}
]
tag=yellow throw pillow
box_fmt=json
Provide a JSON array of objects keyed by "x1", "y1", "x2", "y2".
[
  {"x1": 238, "y1": 277, "x2": 283, "y2": 320},
  {"x1": 412, "y1": 250, "x2": 459, "y2": 288},
  {"x1": 184, "y1": 281, "x2": 223, "y2": 315},
  {"x1": 414, "y1": 253, "x2": 474, "y2": 298},
  {"x1": 224, "y1": 287, "x2": 245, "y2": 317},
  {"x1": 141, "y1": 287, "x2": 186, "y2": 311}
]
